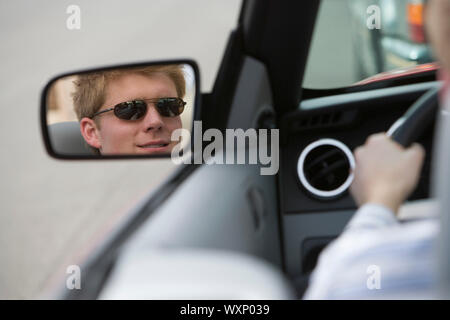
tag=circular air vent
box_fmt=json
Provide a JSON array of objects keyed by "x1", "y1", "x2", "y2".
[{"x1": 297, "y1": 139, "x2": 355, "y2": 199}]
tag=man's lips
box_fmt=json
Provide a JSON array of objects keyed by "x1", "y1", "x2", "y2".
[{"x1": 137, "y1": 140, "x2": 170, "y2": 149}]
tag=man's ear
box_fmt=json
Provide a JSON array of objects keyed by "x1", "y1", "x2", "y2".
[{"x1": 80, "y1": 117, "x2": 101, "y2": 149}]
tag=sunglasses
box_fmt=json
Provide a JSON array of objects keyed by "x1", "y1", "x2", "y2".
[{"x1": 91, "y1": 97, "x2": 186, "y2": 120}]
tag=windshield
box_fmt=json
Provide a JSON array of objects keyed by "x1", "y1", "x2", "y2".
[{"x1": 303, "y1": 0, "x2": 435, "y2": 89}]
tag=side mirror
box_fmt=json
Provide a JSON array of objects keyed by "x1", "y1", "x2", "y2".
[{"x1": 41, "y1": 60, "x2": 200, "y2": 159}]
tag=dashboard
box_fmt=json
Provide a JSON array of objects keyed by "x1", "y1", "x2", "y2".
[{"x1": 279, "y1": 82, "x2": 436, "y2": 215}]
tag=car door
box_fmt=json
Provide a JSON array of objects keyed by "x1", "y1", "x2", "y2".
[{"x1": 54, "y1": 0, "x2": 313, "y2": 299}]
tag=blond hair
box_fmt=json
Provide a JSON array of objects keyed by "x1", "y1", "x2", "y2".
[{"x1": 72, "y1": 64, "x2": 186, "y2": 121}]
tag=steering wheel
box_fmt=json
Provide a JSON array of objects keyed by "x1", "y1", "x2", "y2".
[{"x1": 387, "y1": 87, "x2": 440, "y2": 147}]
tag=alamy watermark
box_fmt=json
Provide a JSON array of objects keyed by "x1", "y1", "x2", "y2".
[
  {"x1": 170, "y1": 121, "x2": 279, "y2": 176},
  {"x1": 366, "y1": 265, "x2": 381, "y2": 290},
  {"x1": 66, "y1": 265, "x2": 81, "y2": 290},
  {"x1": 366, "y1": 5, "x2": 381, "y2": 30},
  {"x1": 66, "y1": 5, "x2": 81, "y2": 30}
]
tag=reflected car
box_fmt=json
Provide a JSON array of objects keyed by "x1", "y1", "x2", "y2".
[{"x1": 348, "y1": 0, "x2": 434, "y2": 80}]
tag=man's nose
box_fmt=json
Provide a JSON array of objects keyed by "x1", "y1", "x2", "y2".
[{"x1": 142, "y1": 104, "x2": 165, "y2": 131}]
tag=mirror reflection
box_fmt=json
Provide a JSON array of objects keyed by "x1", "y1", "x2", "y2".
[{"x1": 46, "y1": 63, "x2": 195, "y2": 157}]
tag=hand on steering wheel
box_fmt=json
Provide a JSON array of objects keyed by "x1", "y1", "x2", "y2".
[{"x1": 387, "y1": 87, "x2": 440, "y2": 147}]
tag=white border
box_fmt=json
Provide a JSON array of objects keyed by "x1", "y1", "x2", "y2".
[{"x1": 297, "y1": 138, "x2": 355, "y2": 198}]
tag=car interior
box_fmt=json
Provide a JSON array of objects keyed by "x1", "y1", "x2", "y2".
[
  {"x1": 41, "y1": 0, "x2": 446, "y2": 299},
  {"x1": 47, "y1": 121, "x2": 89, "y2": 155}
]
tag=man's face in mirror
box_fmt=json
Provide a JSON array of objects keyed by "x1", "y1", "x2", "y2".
[{"x1": 80, "y1": 72, "x2": 182, "y2": 155}]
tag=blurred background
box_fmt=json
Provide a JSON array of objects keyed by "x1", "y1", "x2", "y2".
[{"x1": 1, "y1": 0, "x2": 431, "y2": 299}]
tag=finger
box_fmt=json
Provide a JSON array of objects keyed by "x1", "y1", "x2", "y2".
[
  {"x1": 407, "y1": 143, "x2": 426, "y2": 170},
  {"x1": 408, "y1": 143, "x2": 426, "y2": 161},
  {"x1": 366, "y1": 132, "x2": 385, "y2": 145},
  {"x1": 353, "y1": 146, "x2": 364, "y2": 161}
]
